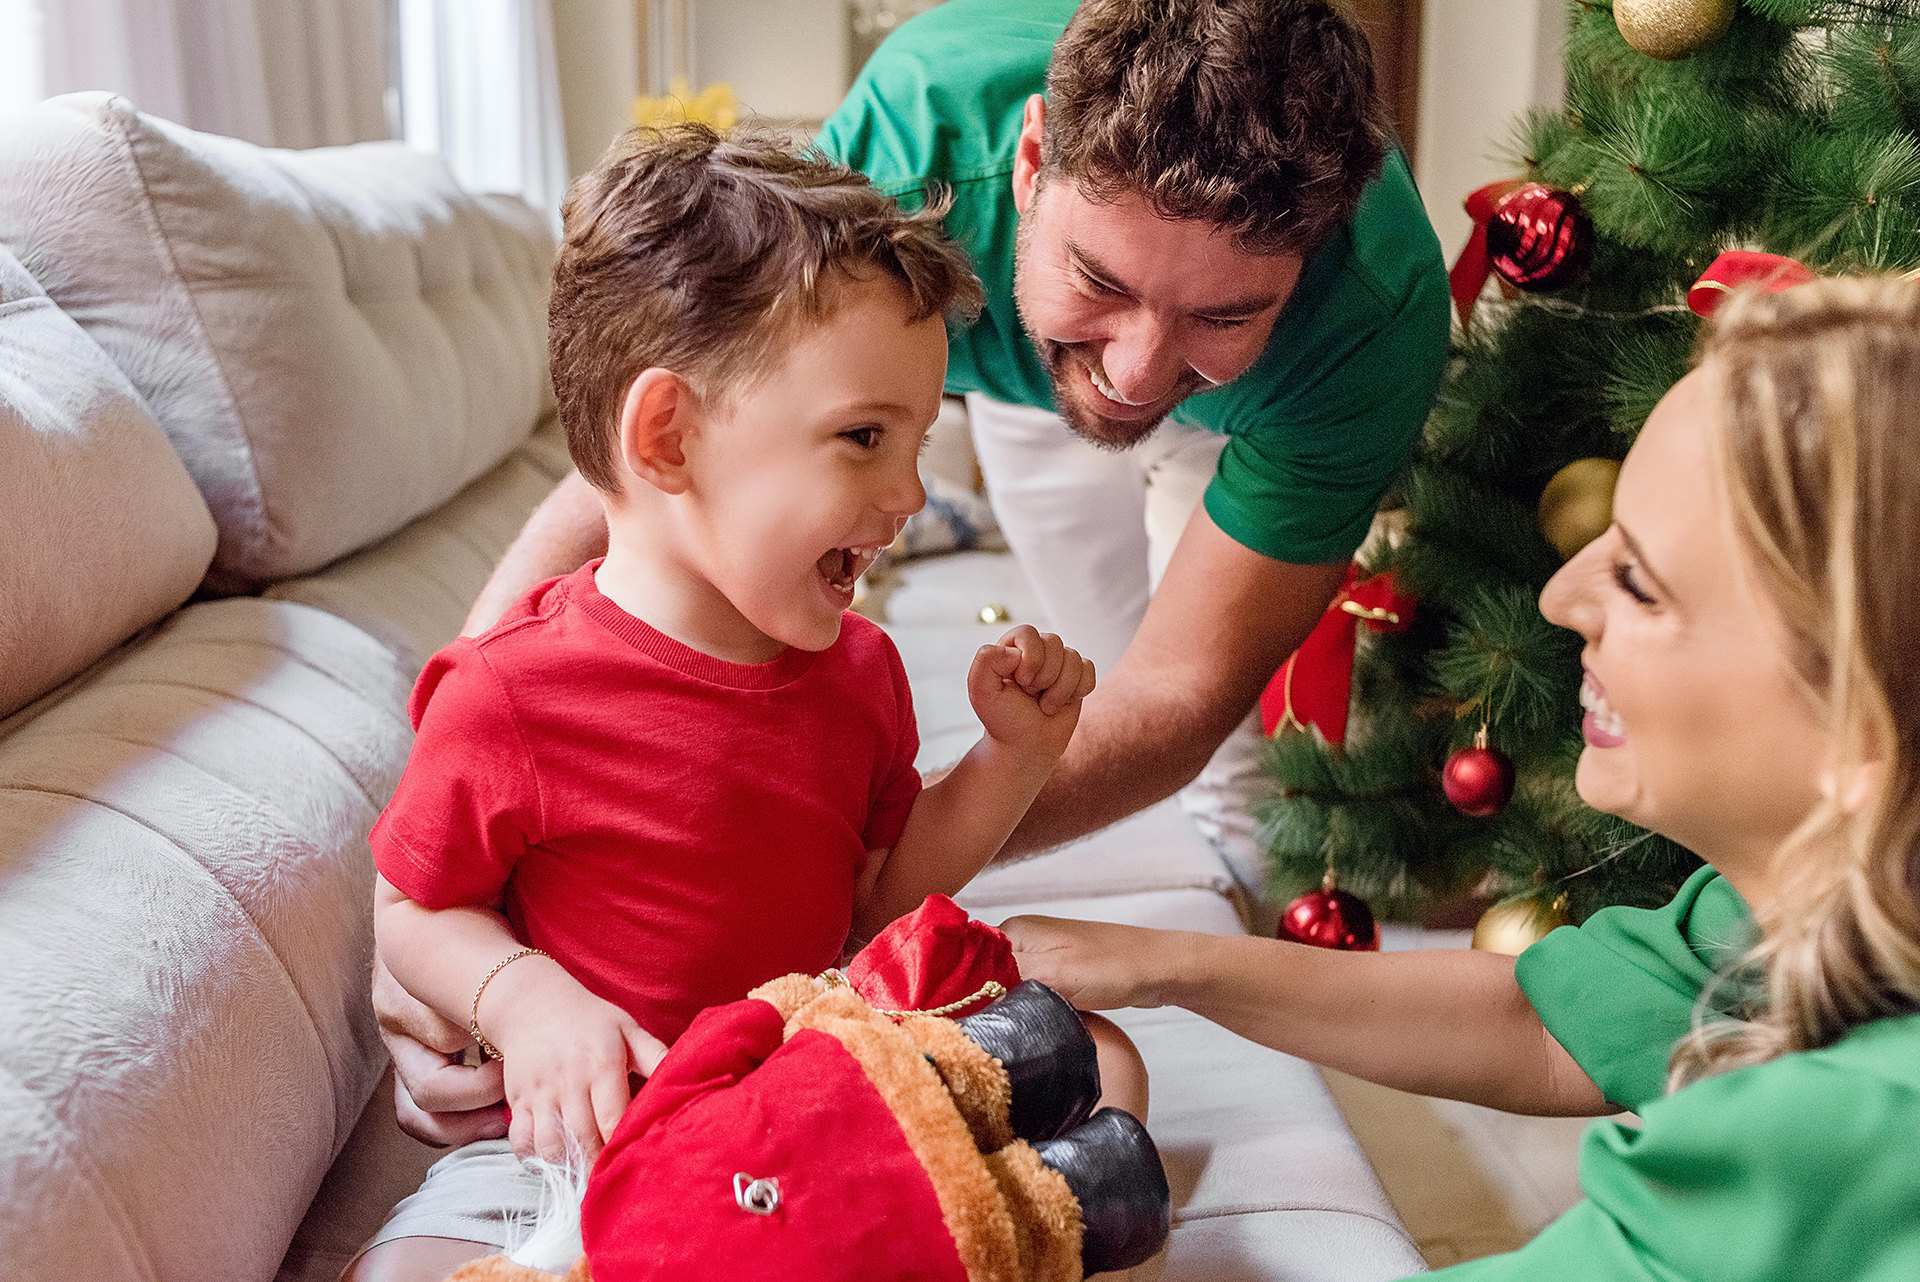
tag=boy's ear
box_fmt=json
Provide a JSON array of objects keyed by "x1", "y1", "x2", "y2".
[{"x1": 617, "y1": 368, "x2": 695, "y2": 495}]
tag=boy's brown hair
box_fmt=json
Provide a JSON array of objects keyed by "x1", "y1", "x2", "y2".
[
  {"x1": 550, "y1": 123, "x2": 983, "y2": 492},
  {"x1": 1043, "y1": 0, "x2": 1387, "y2": 256}
]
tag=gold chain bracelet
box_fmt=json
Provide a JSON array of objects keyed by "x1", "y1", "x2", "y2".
[{"x1": 469, "y1": 947, "x2": 548, "y2": 1061}]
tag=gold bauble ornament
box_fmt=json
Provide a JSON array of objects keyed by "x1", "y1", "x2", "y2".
[
  {"x1": 1614, "y1": 0, "x2": 1735, "y2": 60},
  {"x1": 1539, "y1": 457, "x2": 1622, "y2": 560},
  {"x1": 979, "y1": 603, "x2": 1011, "y2": 624},
  {"x1": 1471, "y1": 893, "x2": 1572, "y2": 955}
]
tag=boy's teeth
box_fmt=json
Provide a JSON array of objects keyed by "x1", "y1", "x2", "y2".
[{"x1": 819, "y1": 545, "x2": 882, "y2": 591}]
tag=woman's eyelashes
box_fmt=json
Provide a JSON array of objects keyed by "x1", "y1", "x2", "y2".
[{"x1": 1612, "y1": 560, "x2": 1656, "y2": 606}]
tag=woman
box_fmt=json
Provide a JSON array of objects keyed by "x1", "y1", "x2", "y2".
[{"x1": 1004, "y1": 275, "x2": 1920, "y2": 1279}]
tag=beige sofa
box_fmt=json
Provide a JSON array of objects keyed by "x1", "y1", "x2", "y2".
[{"x1": 0, "y1": 94, "x2": 1427, "y2": 1282}]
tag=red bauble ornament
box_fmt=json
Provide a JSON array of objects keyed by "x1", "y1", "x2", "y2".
[
  {"x1": 1485, "y1": 183, "x2": 1593, "y2": 293},
  {"x1": 1443, "y1": 744, "x2": 1516, "y2": 818},
  {"x1": 1278, "y1": 871, "x2": 1380, "y2": 951}
]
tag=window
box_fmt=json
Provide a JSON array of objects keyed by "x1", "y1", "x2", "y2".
[{"x1": 0, "y1": 0, "x2": 44, "y2": 116}]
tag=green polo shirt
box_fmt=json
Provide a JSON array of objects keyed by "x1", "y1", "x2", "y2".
[
  {"x1": 814, "y1": 0, "x2": 1450, "y2": 566},
  {"x1": 1424, "y1": 867, "x2": 1920, "y2": 1280}
]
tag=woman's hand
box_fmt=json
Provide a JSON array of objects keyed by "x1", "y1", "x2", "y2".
[{"x1": 1001, "y1": 915, "x2": 1187, "y2": 1011}]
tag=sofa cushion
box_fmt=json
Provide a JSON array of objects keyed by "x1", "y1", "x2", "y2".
[
  {"x1": 0, "y1": 599, "x2": 413, "y2": 1282},
  {"x1": 266, "y1": 415, "x2": 569, "y2": 667},
  {"x1": 0, "y1": 92, "x2": 555, "y2": 593},
  {"x1": 0, "y1": 243, "x2": 217, "y2": 717}
]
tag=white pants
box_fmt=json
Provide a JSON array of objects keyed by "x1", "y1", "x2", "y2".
[{"x1": 965, "y1": 393, "x2": 1276, "y2": 903}]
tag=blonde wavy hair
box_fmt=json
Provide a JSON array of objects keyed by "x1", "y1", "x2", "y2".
[{"x1": 1669, "y1": 275, "x2": 1920, "y2": 1089}]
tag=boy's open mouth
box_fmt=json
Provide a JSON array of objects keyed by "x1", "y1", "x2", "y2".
[{"x1": 818, "y1": 545, "x2": 882, "y2": 593}]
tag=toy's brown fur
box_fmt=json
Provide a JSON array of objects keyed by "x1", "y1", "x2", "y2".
[
  {"x1": 788, "y1": 984, "x2": 1026, "y2": 1282},
  {"x1": 903, "y1": 1012, "x2": 1015, "y2": 1153},
  {"x1": 451, "y1": 981, "x2": 1083, "y2": 1282},
  {"x1": 447, "y1": 1252, "x2": 590, "y2": 1281}
]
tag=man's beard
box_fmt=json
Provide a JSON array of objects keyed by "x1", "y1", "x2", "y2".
[
  {"x1": 1011, "y1": 221, "x2": 1203, "y2": 453},
  {"x1": 1035, "y1": 337, "x2": 1171, "y2": 452}
]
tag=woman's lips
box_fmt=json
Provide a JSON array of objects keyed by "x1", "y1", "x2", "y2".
[{"x1": 1579, "y1": 670, "x2": 1626, "y2": 748}]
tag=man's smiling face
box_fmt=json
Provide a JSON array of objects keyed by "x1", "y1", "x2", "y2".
[{"x1": 1010, "y1": 113, "x2": 1304, "y2": 449}]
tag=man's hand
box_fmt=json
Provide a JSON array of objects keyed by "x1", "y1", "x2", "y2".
[
  {"x1": 481, "y1": 954, "x2": 669, "y2": 1163},
  {"x1": 373, "y1": 949, "x2": 509, "y2": 1146},
  {"x1": 968, "y1": 625, "x2": 1097, "y2": 760}
]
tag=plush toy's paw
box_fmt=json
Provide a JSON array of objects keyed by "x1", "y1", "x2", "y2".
[
  {"x1": 956, "y1": 980, "x2": 1101, "y2": 1142},
  {"x1": 902, "y1": 1012, "x2": 1014, "y2": 1152},
  {"x1": 1033, "y1": 1108, "x2": 1171, "y2": 1276}
]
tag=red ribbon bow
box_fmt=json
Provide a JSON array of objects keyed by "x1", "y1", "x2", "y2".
[
  {"x1": 1686, "y1": 250, "x2": 1820, "y2": 318},
  {"x1": 1447, "y1": 179, "x2": 1527, "y2": 329},
  {"x1": 1261, "y1": 566, "x2": 1417, "y2": 744}
]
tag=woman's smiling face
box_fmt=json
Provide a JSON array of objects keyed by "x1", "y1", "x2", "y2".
[{"x1": 1538, "y1": 365, "x2": 1832, "y2": 890}]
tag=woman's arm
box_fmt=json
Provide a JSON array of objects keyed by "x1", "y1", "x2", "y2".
[{"x1": 1002, "y1": 916, "x2": 1612, "y2": 1117}]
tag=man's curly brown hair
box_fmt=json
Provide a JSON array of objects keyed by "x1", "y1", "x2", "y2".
[
  {"x1": 550, "y1": 123, "x2": 983, "y2": 492},
  {"x1": 1042, "y1": 0, "x2": 1388, "y2": 255}
]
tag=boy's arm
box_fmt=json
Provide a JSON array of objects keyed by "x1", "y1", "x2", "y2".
[
  {"x1": 374, "y1": 874, "x2": 539, "y2": 1035},
  {"x1": 854, "y1": 627, "x2": 1095, "y2": 937},
  {"x1": 856, "y1": 735, "x2": 1059, "y2": 936}
]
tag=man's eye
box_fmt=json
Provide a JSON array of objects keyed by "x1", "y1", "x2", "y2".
[
  {"x1": 1075, "y1": 264, "x2": 1122, "y2": 295},
  {"x1": 1196, "y1": 314, "x2": 1253, "y2": 330},
  {"x1": 841, "y1": 426, "x2": 881, "y2": 449}
]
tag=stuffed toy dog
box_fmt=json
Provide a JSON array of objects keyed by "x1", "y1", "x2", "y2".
[{"x1": 449, "y1": 896, "x2": 1170, "y2": 1282}]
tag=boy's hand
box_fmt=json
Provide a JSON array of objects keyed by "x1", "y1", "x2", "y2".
[
  {"x1": 968, "y1": 625, "x2": 1096, "y2": 759},
  {"x1": 480, "y1": 955, "x2": 669, "y2": 1163}
]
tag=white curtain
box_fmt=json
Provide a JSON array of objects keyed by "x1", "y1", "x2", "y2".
[
  {"x1": 38, "y1": 0, "x2": 390, "y2": 148},
  {"x1": 397, "y1": 0, "x2": 568, "y2": 229}
]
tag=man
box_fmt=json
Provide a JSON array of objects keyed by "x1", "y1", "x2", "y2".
[{"x1": 380, "y1": 0, "x2": 1448, "y2": 1154}]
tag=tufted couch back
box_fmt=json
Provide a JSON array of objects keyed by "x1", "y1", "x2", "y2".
[
  {"x1": 0, "y1": 95, "x2": 556, "y2": 1281},
  {"x1": 0, "y1": 92, "x2": 554, "y2": 596}
]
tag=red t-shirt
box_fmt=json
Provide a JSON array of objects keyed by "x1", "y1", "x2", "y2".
[{"x1": 372, "y1": 563, "x2": 922, "y2": 1045}]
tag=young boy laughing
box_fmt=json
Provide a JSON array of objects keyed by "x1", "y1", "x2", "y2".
[{"x1": 367, "y1": 122, "x2": 1099, "y2": 1195}]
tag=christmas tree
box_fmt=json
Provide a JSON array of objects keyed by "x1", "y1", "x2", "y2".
[{"x1": 1261, "y1": 0, "x2": 1920, "y2": 937}]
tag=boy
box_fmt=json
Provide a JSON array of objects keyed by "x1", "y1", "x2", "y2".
[{"x1": 357, "y1": 123, "x2": 1103, "y2": 1275}]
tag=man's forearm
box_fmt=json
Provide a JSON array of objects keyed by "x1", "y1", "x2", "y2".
[
  {"x1": 1000, "y1": 510, "x2": 1346, "y2": 857},
  {"x1": 464, "y1": 469, "x2": 609, "y2": 635},
  {"x1": 1000, "y1": 653, "x2": 1230, "y2": 855}
]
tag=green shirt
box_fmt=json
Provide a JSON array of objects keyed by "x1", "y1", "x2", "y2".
[
  {"x1": 814, "y1": 0, "x2": 1451, "y2": 566},
  {"x1": 1426, "y1": 867, "x2": 1920, "y2": 1280}
]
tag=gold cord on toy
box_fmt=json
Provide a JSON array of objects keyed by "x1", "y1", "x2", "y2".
[
  {"x1": 470, "y1": 947, "x2": 549, "y2": 1060},
  {"x1": 820, "y1": 969, "x2": 1007, "y2": 1019}
]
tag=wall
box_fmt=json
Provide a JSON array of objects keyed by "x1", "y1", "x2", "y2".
[
  {"x1": 552, "y1": 0, "x2": 643, "y2": 177},
  {"x1": 1414, "y1": 0, "x2": 1568, "y2": 262},
  {"x1": 549, "y1": 0, "x2": 1569, "y2": 244},
  {"x1": 692, "y1": 0, "x2": 845, "y2": 124}
]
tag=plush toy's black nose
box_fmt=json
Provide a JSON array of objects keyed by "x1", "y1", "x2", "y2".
[
  {"x1": 1034, "y1": 1107, "x2": 1172, "y2": 1276},
  {"x1": 955, "y1": 979, "x2": 1100, "y2": 1141}
]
